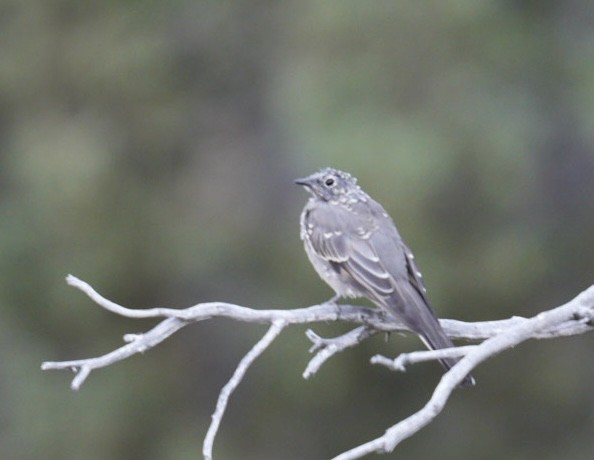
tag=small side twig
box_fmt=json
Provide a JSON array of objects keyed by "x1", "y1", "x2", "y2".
[
  {"x1": 303, "y1": 326, "x2": 377, "y2": 378},
  {"x1": 41, "y1": 316, "x2": 187, "y2": 390},
  {"x1": 371, "y1": 345, "x2": 478, "y2": 372}
]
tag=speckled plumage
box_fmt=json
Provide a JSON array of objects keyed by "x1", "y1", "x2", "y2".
[{"x1": 296, "y1": 167, "x2": 474, "y2": 386}]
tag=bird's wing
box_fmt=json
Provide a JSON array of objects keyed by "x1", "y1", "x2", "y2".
[
  {"x1": 306, "y1": 203, "x2": 398, "y2": 298},
  {"x1": 307, "y1": 202, "x2": 440, "y2": 322}
]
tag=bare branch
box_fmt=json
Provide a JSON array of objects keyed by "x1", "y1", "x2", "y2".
[
  {"x1": 41, "y1": 276, "x2": 594, "y2": 459},
  {"x1": 303, "y1": 326, "x2": 377, "y2": 378},
  {"x1": 203, "y1": 321, "x2": 286, "y2": 460},
  {"x1": 41, "y1": 316, "x2": 187, "y2": 390},
  {"x1": 332, "y1": 284, "x2": 594, "y2": 460}
]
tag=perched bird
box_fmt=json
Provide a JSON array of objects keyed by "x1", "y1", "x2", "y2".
[{"x1": 296, "y1": 167, "x2": 474, "y2": 387}]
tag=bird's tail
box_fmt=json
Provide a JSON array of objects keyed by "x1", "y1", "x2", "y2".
[
  {"x1": 384, "y1": 285, "x2": 475, "y2": 387},
  {"x1": 417, "y1": 328, "x2": 476, "y2": 388}
]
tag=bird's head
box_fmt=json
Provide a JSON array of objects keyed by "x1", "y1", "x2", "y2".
[{"x1": 295, "y1": 167, "x2": 360, "y2": 202}]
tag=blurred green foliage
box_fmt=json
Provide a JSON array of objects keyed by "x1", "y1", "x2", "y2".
[{"x1": 1, "y1": 1, "x2": 593, "y2": 459}]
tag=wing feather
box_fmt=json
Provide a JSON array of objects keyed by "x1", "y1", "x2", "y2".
[{"x1": 306, "y1": 203, "x2": 400, "y2": 299}]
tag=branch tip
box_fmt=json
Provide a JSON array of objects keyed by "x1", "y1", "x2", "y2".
[
  {"x1": 66, "y1": 274, "x2": 81, "y2": 286},
  {"x1": 371, "y1": 354, "x2": 406, "y2": 372},
  {"x1": 123, "y1": 333, "x2": 142, "y2": 343}
]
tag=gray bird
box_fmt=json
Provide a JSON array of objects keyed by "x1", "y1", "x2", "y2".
[{"x1": 296, "y1": 167, "x2": 474, "y2": 387}]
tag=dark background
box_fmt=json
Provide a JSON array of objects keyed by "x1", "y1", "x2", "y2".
[{"x1": 1, "y1": 1, "x2": 593, "y2": 459}]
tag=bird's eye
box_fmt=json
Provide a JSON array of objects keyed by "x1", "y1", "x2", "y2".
[{"x1": 325, "y1": 177, "x2": 335, "y2": 187}]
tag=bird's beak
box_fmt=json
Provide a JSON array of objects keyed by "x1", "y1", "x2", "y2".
[{"x1": 294, "y1": 175, "x2": 314, "y2": 187}]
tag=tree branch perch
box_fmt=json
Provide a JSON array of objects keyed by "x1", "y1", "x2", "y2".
[{"x1": 42, "y1": 275, "x2": 594, "y2": 459}]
